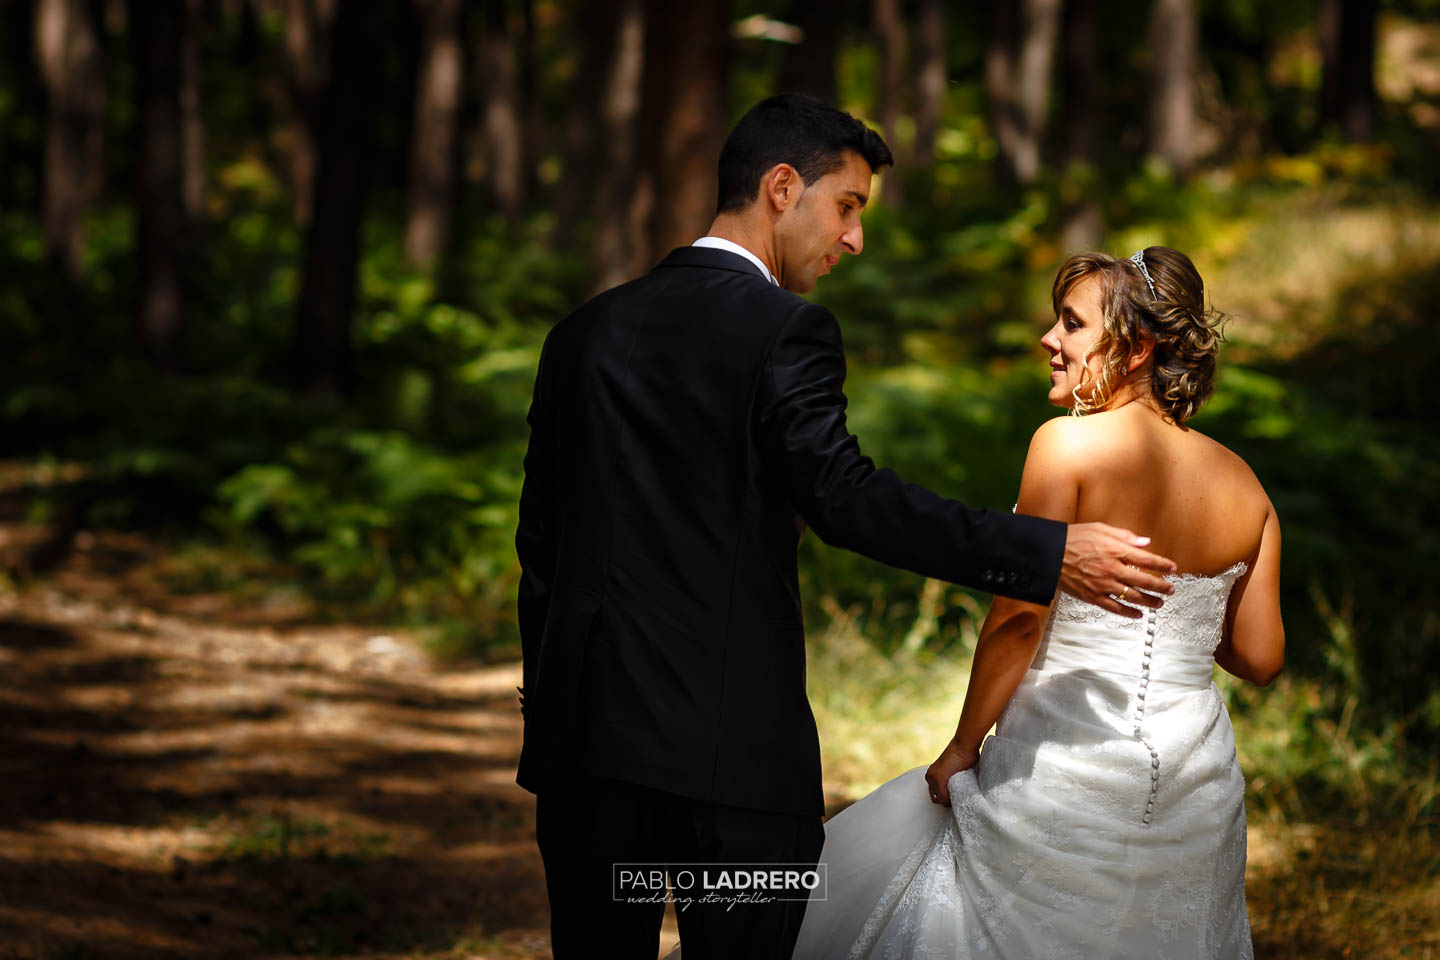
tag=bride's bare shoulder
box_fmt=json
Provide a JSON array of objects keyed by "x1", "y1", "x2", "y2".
[
  {"x1": 1029, "y1": 413, "x2": 1103, "y2": 444},
  {"x1": 1019, "y1": 415, "x2": 1129, "y2": 496},
  {"x1": 1030, "y1": 411, "x2": 1267, "y2": 498},
  {"x1": 1026, "y1": 411, "x2": 1126, "y2": 461}
]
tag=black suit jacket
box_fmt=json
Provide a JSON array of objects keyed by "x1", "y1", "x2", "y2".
[{"x1": 514, "y1": 246, "x2": 1065, "y2": 817}]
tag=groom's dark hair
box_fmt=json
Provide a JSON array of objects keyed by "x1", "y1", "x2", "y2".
[{"x1": 715, "y1": 94, "x2": 893, "y2": 214}]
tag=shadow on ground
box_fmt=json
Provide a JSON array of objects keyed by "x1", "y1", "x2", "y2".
[{"x1": 0, "y1": 556, "x2": 549, "y2": 959}]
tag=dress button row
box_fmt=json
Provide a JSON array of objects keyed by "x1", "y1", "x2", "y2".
[{"x1": 1137, "y1": 614, "x2": 1160, "y2": 827}]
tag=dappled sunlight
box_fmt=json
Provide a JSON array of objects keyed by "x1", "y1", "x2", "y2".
[
  {"x1": 807, "y1": 598, "x2": 975, "y2": 801},
  {"x1": 1247, "y1": 815, "x2": 1440, "y2": 958},
  {"x1": 0, "y1": 531, "x2": 548, "y2": 959},
  {"x1": 1206, "y1": 189, "x2": 1440, "y2": 362}
]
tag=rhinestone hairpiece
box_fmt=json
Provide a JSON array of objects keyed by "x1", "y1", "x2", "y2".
[{"x1": 1130, "y1": 250, "x2": 1158, "y2": 300}]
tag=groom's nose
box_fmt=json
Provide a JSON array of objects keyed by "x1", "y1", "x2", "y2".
[{"x1": 843, "y1": 223, "x2": 863, "y2": 256}]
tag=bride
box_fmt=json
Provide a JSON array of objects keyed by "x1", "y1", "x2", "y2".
[{"x1": 790, "y1": 247, "x2": 1285, "y2": 959}]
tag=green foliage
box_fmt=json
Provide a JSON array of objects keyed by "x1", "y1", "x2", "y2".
[
  {"x1": 1199, "y1": 363, "x2": 1440, "y2": 713},
  {"x1": 0, "y1": 198, "x2": 564, "y2": 652},
  {"x1": 215, "y1": 424, "x2": 525, "y2": 640},
  {"x1": 216, "y1": 810, "x2": 392, "y2": 865}
]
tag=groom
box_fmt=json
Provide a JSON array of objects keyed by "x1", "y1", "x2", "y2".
[{"x1": 516, "y1": 94, "x2": 1176, "y2": 959}]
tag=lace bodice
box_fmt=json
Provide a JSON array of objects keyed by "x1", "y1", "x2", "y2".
[{"x1": 1050, "y1": 561, "x2": 1249, "y2": 654}]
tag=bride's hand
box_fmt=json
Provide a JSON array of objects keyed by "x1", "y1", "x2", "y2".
[{"x1": 925, "y1": 739, "x2": 980, "y2": 806}]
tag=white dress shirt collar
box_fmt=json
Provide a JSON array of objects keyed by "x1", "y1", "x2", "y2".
[{"x1": 692, "y1": 236, "x2": 778, "y2": 285}]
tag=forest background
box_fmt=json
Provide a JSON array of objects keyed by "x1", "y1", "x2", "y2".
[{"x1": 2, "y1": 0, "x2": 1439, "y2": 957}]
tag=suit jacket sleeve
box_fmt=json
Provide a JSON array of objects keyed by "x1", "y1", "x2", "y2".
[
  {"x1": 515, "y1": 334, "x2": 555, "y2": 715},
  {"x1": 756, "y1": 302, "x2": 1065, "y2": 605}
]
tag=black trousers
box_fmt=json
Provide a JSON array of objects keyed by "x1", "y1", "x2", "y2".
[{"x1": 536, "y1": 773, "x2": 825, "y2": 960}]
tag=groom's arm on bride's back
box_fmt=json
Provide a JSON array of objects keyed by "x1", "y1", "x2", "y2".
[{"x1": 756, "y1": 302, "x2": 1065, "y2": 606}]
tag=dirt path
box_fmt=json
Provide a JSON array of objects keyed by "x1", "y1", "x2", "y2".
[{"x1": 0, "y1": 521, "x2": 672, "y2": 959}]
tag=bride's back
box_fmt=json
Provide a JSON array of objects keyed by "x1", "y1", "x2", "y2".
[
  {"x1": 1023, "y1": 246, "x2": 1282, "y2": 685},
  {"x1": 1059, "y1": 402, "x2": 1267, "y2": 576}
]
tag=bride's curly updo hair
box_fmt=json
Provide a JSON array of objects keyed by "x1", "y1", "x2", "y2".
[{"x1": 1050, "y1": 246, "x2": 1228, "y2": 424}]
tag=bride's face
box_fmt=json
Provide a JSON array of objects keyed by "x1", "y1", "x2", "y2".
[{"x1": 1041, "y1": 274, "x2": 1107, "y2": 409}]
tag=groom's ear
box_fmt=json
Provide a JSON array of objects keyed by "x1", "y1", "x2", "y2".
[
  {"x1": 764, "y1": 163, "x2": 802, "y2": 212},
  {"x1": 1127, "y1": 334, "x2": 1156, "y2": 373}
]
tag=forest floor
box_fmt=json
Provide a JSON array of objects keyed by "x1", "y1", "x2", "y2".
[
  {"x1": 0, "y1": 482, "x2": 626, "y2": 959},
  {"x1": 0, "y1": 466, "x2": 1436, "y2": 959}
]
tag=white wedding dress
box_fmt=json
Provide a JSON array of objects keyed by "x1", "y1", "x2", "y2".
[{"x1": 791, "y1": 563, "x2": 1255, "y2": 959}]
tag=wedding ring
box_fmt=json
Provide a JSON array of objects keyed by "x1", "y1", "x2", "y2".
[{"x1": 1119, "y1": 585, "x2": 1131, "y2": 601}]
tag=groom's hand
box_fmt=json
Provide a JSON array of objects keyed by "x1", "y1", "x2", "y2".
[
  {"x1": 925, "y1": 740, "x2": 980, "y2": 807},
  {"x1": 1060, "y1": 523, "x2": 1177, "y2": 617}
]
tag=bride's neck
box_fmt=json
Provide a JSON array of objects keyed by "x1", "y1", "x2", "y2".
[{"x1": 1101, "y1": 380, "x2": 1166, "y2": 419}]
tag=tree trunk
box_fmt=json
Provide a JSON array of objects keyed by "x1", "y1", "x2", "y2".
[
  {"x1": 36, "y1": 0, "x2": 106, "y2": 281},
  {"x1": 588, "y1": 0, "x2": 645, "y2": 292},
  {"x1": 1012, "y1": 0, "x2": 1061, "y2": 185},
  {"x1": 1060, "y1": 0, "x2": 1102, "y2": 251},
  {"x1": 872, "y1": 0, "x2": 905, "y2": 205},
  {"x1": 290, "y1": 1, "x2": 379, "y2": 399},
  {"x1": 404, "y1": 0, "x2": 464, "y2": 267},
  {"x1": 985, "y1": 3, "x2": 1019, "y2": 186},
  {"x1": 180, "y1": 0, "x2": 205, "y2": 222},
  {"x1": 912, "y1": 0, "x2": 946, "y2": 164},
  {"x1": 1147, "y1": 0, "x2": 1197, "y2": 175},
  {"x1": 553, "y1": 0, "x2": 615, "y2": 241},
  {"x1": 521, "y1": 0, "x2": 543, "y2": 203},
  {"x1": 626, "y1": 0, "x2": 728, "y2": 280},
  {"x1": 281, "y1": 0, "x2": 335, "y2": 225},
  {"x1": 778, "y1": 0, "x2": 839, "y2": 104},
  {"x1": 478, "y1": 0, "x2": 524, "y2": 221},
  {"x1": 131, "y1": 0, "x2": 187, "y2": 375},
  {"x1": 1320, "y1": 0, "x2": 1378, "y2": 142},
  {"x1": 1060, "y1": 0, "x2": 1098, "y2": 170},
  {"x1": 5, "y1": 2, "x2": 42, "y2": 215}
]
